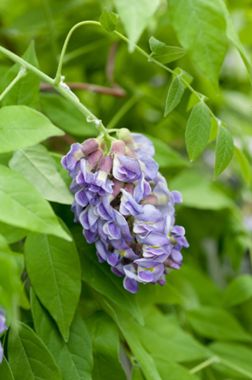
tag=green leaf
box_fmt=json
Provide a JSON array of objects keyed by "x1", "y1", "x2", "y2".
[
  {"x1": 170, "y1": 170, "x2": 232, "y2": 209},
  {"x1": 187, "y1": 306, "x2": 252, "y2": 342},
  {"x1": 137, "y1": 307, "x2": 209, "y2": 363},
  {"x1": 234, "y1": 147, "x2": 252, "y2": 185},
  {"x1": 25, "y1": 232, "x2": 81, "y2": 341},
  {"x1": 219, "y1": 0, "x2": 252, "y2": 82},
  {"x1": 0, "y1": 42, "x2": 40, "y2": 107},
  {"x1": 0, "y1": 250, "x2": 21, "y2": 318},
  {"x1": 210, "y1": 342, "x2": 252, "y2": 379},
  {"x1": 77, "y1": 237, "x2": 143, "y2": 325},
  {"x1": 114, "y1": 0, "x2": 160, "y2": 52},
  {"x1": 0, "y1": 221, "x2": 26, "y2": 243},
  {"x1": 223, "y1": 275, "x2": 252, "y2": 307},
  {"x1": 87, "y1": 312, "x2": 126, "y2": 380},
  {"x1": 185, "y1": 102, "x2": 211, "y2": 160},
  {"x1": 8, "y1": 322, "x2": 62, "y2": 380},
  {"x1": 149, "y1": 37, "x2": 186, "y2": 64},
  {"x1": 100, "y1": 10, "x2": 119, "y2": 32},
  {"x1": 0, "y1": 358, "x2": 15, "y2": 380},
  {"x1": 0, "y1": 105, "x2": 63, "y2": 153},
  {"x1": 148, "y1": 135, "x2": 187, "y2": 168},
  {"x1": 164, "y1": 75, "x2": 185, "y2": 116},
  {"x1": 31, "y1": 292, "x2": 93, "y2": 380},
  {"x1": 40, "y1": 94, "x2": 96, "y2": 137},
  {"x1": 0, "y1": 165, "x2": 70, "y2": 241},
  {"x1": 214, "y1": 126, "x2": 234, "y2": 176},
  {"x1": 105, "y1": 302, "x2": 162, "y2": 380},
  {"x1": 169, "y1": 0, "x2": 228, "y2": 86},
  {"x1": 9, "y1": 145, "x2": 73, "y2": 205},
  {"x1": 132, "y1": 366, "x2": 145, "y2": 380},
  {"x1": 155, "y1": 358, "x2": 199, "y2": 380}
]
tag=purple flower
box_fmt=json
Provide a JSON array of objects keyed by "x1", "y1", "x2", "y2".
[
  {"x1": 0, "y1": 310, "x2": 7, "y2": 363},
  {"x1": 62, "y1": 131, "x2": 188, "y2": 294}
]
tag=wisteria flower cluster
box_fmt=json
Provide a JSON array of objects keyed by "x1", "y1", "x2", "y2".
[
  {"x1": 0, "y1": 310, "x2": 7, "y2": 363},
  {"x1": 62, "y1": 129, "x2": 188, "y2": 293}
]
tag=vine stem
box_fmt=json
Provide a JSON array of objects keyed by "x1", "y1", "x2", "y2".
[
  {"x1": 0, "y1": 44, "x2": 107, "y2": 135},
  {"x1": 0, "y1": 67, "x2": 27, "y2": 102}
]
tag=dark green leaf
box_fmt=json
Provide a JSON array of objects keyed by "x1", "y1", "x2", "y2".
[
  {"x1": 0, "y1": 358, "x2": 15, "y2": 380},
  {"x1": 187, "y1": 307, "x2": 252, "y2": 342},
  {"x1": 105, "y1": 302, "x2": 162, "y2": 380},
  {"x1": 25, "y1": 232, "x2": 81, "y2": 341},
  {"x1": 214, "y1": 126, "x2": 234, "y2": 176},
  {"x1": 0, "y1": 105, "x2": 63, "y2": 153},
  {"x1": 9, "y1": 145, "x2": 73, "y2": 205},
  {"x1": 87, "y1": 312, "x2": 126, "y2": 380},
  {"x1": 0, "y1": 165, "x2": 70, "y2": 241},
  {"x1": 164, "y1": 75, "x2": 185, "y2": 116},
  {"x1": 185, "y1": 102, "x2": 211, "y2": 160},
  {"x1": 149, "y1": 36, "x2": 186, "y2": 64},
  {"x1": 114, "y1": 0, "x2": 159, "y2": 52},
  {"x1": 31, "y1": 292, "x2": 93, "y2": 380},
  {"x1": 8, "y1": 322, "x2": 62, "y2": 380}
]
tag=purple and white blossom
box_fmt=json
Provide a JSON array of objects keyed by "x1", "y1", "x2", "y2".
[
  {"x1": 62, "y1": 130, "x2": 188, "y2": 293},
  {"x1": 0, "y1": 310, "x2": 7, "y2": 363}
]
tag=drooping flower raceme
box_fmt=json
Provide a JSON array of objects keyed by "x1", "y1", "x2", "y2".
[
  {"x1": 62, "y1": 129, "x2": 188, "y2": 293},
  {"x1": 0, "y1": 310, "x2": 7, "y2": 363}
]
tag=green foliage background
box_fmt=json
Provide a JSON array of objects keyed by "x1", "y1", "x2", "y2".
[{"x1": 0, "y1": 0, "x2": 252, "y2": 379}]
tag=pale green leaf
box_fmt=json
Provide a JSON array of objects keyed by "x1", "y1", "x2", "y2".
[
  {"x1": 25, "y1": 232, "x2": 81, "y2": 341},
  {"x1": 114, "y1": 0, "x2": 160, "y2": 52},
  {"x1": 9, "y1": 145, "x2": 73, "y2": 205},
  {"x1": 215, "y1": 126, "x2": 234, "y2": 176},
  {"x1": 234, "y1": 146, "x2": 251, "y2": 184},
  {"x1": 169, "y1": 0, "x2": 228, "y2": 86},
  {"x1": 0, "y1": 165, "x2": 70, "y2": 241},
  {"x1": 8, "y1": 322, "x2": 62, "y2": 380},
  {"x1": 149, "y1": 36, "x2": 185, "y2": 64},
  {"x1": 31, "y1": 292, "x2": 93, "y2": 380},
  {"x1": 185, "y1": 102, "x2": 211, "y2": 160},
  {"x1": 100, "y1": 10, "x2": 119, "y2": 32},
  {"x1": 164, "y1": 75, "x2": 185, "y2": 116},
  {"x1": 0, "y1": 105, "x2": 63, "y2": 153}
]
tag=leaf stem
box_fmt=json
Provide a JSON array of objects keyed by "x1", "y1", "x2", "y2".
[
  {"x1": 0, "y1": 67, "x2": 27, "y2": 102},
  {"x1": 189, "y1": 356, "x2": 220, "y2": 374}
]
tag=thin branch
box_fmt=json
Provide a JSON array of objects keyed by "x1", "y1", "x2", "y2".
[
  {"x1": 40, "y1": 82, "x2": 126, "y2": 97},
  {"x1": 106, "y1": 42, "x2": 118, "y2": 84}
]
